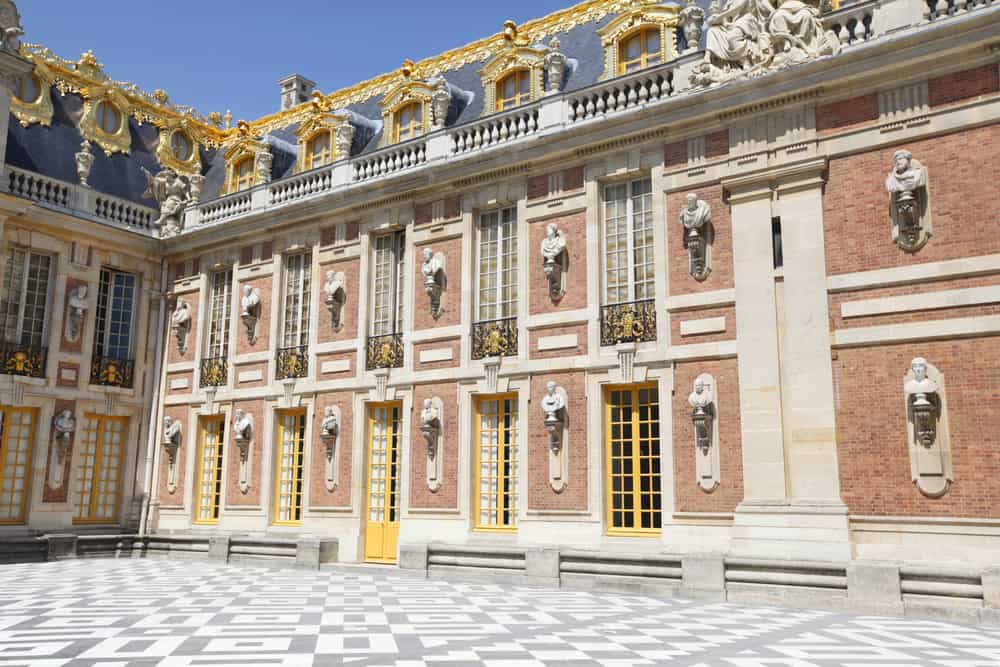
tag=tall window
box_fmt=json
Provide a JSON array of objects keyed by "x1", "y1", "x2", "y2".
[
  {"x1": 1, "y1": 247, "x2": 51, "y2": 350},
  {"x1": 603, "y1": 177, "x2": 654, "y2": 305},
  {"x1": 74, "y1": 415, "x2": 127, "y2": 524},
  {"x1": 477, "y1": 207, "x2": 518, "y2": 322},
  {"x1": 195, "y1": 417, "x2": 225, "y2": 525},
  {"x1": 94, "y1": 269, "x2": 136, "y2": 362},
  {"x1": 605, "y1": 385, "x2": 661, "y2": 535},
  {"x1": 475, "y1": 396, "x2": 519, "y2": 531},
  {"x1": 230, "y1": 156, "x2": 255, "y2": 192},
  {"x1": 206, "y1": 269, "x2": 232, "y2": 360},
  {"x1": 95, "y1": 101, "x2": 122, "y2": 134},
  {"x1": 281, "y1": 253, "x2": 311, "y2": 349},
  {"x1": 619, "y1": 27, "x2": 662, "y2": 74},
  {"x1": 496, "y1": 70, "x2": 531, "y2": 112},
  {"x1": 274, "y1": 410, "x2": 306, "y2": 525},
  {"x1": 395, "y1": 103, "x2": 423, "y2": 142},
  {"x1": 0, "y1": 407, "x2": 36, "y2": 525},
  {"x1": 371, "y1": 232, "x2": 405, "y2": 337},
  {"x1": 306, "y1": 132, "x2": 332, "y2": 169}
]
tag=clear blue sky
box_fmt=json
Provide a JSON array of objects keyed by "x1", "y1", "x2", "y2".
[{"x1": 21, "y1": 1, "x2": 572, "y2": 121}]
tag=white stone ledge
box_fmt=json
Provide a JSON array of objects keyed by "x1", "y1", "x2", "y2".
[
  {"x1": 828, "y1": 254, "x2": 1000, "y2": 292},
  {"x1": 525, "y1": 308, "x2": 592, "y2": 330},
  {"x1": 418, "y1": 347, "x2": 454, "y2": 363},
  {"x1": 666, "y1": 289, "x2": 736, "y2": 312},
  {"x1": 537, "y1": 333, "x2": 579, "y2": 351},
  {"x1": 680, "y1": 316, "x2": 727, "y2": 336},
  {"x1": 832, "y1": 315, "x2": 1000, "y2": 347},
  {"x1": 842, "y1": 285, "x2": 1000, "y2": 318}
]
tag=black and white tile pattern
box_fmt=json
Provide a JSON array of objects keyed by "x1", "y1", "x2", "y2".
[{"x1": 0, "y1": 559, "x2": 996, "y2": 666}]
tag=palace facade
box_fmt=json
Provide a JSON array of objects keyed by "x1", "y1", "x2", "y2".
[{"x1": 0, "y1": 0, "x2": 999, "y2": 594}]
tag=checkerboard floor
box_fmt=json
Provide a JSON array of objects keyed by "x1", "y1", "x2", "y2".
[{"x1": 0, "y1": 559, "x2": 996, "y2": 666}]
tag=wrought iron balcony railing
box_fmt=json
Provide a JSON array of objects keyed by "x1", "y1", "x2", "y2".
[
  {"x1": 199, "y1": 356, "x2": 228, "y2": 388},
  {"x1": 0, "y1": 343, "x2": 47, "y2": 379},
  {"x1": 275, "y1": 346, "x2": 309, "y2": 381},
  {"x1": 366, "y1": 333, "x2": 404, "y2": 370},
  {"x1": 90, "y1": 355, "x2": 135, "y2": 389},
  {"x1": 472, "y1": 317, "x2": 518, "y2": 360},
  {"x1": 600, "y1": 299, "x2": 657, "y2": 346}
]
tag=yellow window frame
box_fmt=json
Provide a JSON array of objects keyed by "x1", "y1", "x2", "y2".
[
  {"x1": 474, "y1": 394, "x2": 519, "y2": 532},
  {"x1": 305, "y1": 130, "x2": 333, "y2": 170},
  {"x1": 604, "y1": 383, "x2": 662, "y2": 537},
  {"x1": 230, "y1": 155, "x2": 256, "y2": 193},
  {"x1": 394, "y1": 102, "x2": 423, "y2": 143},
  {"x1": 618, "y1": 26, "x2": 662, "y2": 75},
  {"x1": 194, "y1": 415, "x2": 226, "y2": 525},
  {"x1": 495, "y1": 70, "x2": 532, "y2": 112},
  {"x1": 0, "y1": 406, "x2": 37, "y2": 525},
  {"x1": 273, "y1": 409, "x2": 307, "y2": 526},
  {"x1": 73, "y1": 414, "x2": 127, "y2": 525}
]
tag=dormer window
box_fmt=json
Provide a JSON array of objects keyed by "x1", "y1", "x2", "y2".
[
  {"x1": 95, "y1": 101, "x2": 123, "y2": 135},
  {"x1": 306, "y1": 132, "x2": 331, "y2": 169},
  {"x1": 10, "y1": 61, "x2": 54, "y2": 128},
  {"x1": 222, "y1": 122, "x2": 271, "y2": 194},
  {"x1": 230, "y1": 156, "x2": 255, "y2": 192},
  {"x1": 395, "y1": 103, "x2": 423, "y2": 143},
  {"x1": 294, "y1": 100, "x2": 355, "y2": 172},
  {"x1": 171, "y1": 131, "x2": 193, "y2": 162},
  {"x1": 496, "y1": 70, "x2": 531, "y2": 112},
  {"x1": 597, "y1": 0, "x2": 679, "y2": 81},
  {"x1": 619, "y1": 27, "x2": 662, "y2": 74}
]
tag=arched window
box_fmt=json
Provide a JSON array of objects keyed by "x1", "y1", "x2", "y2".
[
  {"x1": 230, "y1": 156, "x2": 255, "y2": 192},
  {"x1": 306, "y1": 132, "x2": 332, "y2": 170},
  {"x1": 496, "y1": 70, "x2": 531, "y2": 112},
  {"x1": 394, "y1": 103, "x2": 423, "y2": 143},
  {"x1": 95, "y1": 101, "x2": 123, "y2": 134},
  {"x1": 171, "y1": 131, "x2": 193, "y2": 162},
  {"x1": 15, "y1": 74, "x2": 40, "y2": 104},
  {"x1": 619, "y1": 27, "x2": 662, "y2": 74}
]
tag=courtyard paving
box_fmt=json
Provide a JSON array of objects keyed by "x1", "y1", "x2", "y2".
[{"x1": 0, "y1": 559, "x2": 997, "y2": 666}]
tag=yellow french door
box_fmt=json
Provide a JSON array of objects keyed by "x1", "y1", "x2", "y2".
[
  {"x1": 475, "y1": 395, "x2": 519, "y2": 531},
  {"x1": 605, "y1": 384, "x2": 662, "y2": 536},
  {"x1": 74, "y1": 414, "x2": 127, "y2": 524},
  {"x1": 194, "y1": 416, "x2": 225, "y2": 525},
  {"x1": 0, "y1": 407, "x2": 36, "y2": 525},
  {"x1": 365, "y1": 402, "x2": 402, "y2": 563},
  {"x1": 273, "y1": 410, "x2": 306, "y2": 526}
]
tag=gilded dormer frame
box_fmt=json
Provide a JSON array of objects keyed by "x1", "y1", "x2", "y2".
[
  {"x1": 10, "y1": 60, "x2": 55, "y2": 128},
  {"x1": 221, "y1": 122, "x2": 269, "y2": 195},
  {"x1": 294, "y1": 95, "x2": 354, "y2": 171},
  {"x1": 78, "y1": 85, "x2": 132, "y2": 156},
  {"x1": 154, "y1": 117, "x2": 203, "y2": 176},
  {"x1": 480, "y1": 46, "x2": 548, "y2": 116},
  {"x1": 597, "y1": 0, "x2": 680, "y2": 81},
  {"x1": 379, "y1": 60, "x2": 450, "y2": 148}
]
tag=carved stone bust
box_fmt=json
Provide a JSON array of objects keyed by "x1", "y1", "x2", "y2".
[
  {"x1": 904, "y1": 357, "x2": 939, "y2": 404},
  {"x1": 541, "y1": 381, "x2": 566, "y2": 421},
  {"x1": 885, "y1": 149, "x2": 930, "y2": 251},
  {"x1": 170, "y1": 298, "x2": 192, "y2": 353},
  {"x1": 53, "y1": 410, "x2": 76, "y2": 442},
  {"x1": 0, "y1": 1, "x2": 23, "y2": 52},
  {"x1": 680, "y1": 193, "x2": 711, "y2": 233},
  {"x1": 233, "y1": 409, "x2": 253, "y2": 443},
  {"x1": 540, "y1": 223, "x2": 567, "y2": 263},
  {"x1": 421, "y1": 248, "x2": 442, "y2": 285},
  {"x1": 689, "y1": 377, "x2": 715, "y2": 413},
  {"x1": 66, "y1": 284, "x2": 89, "y2": 342},
  {"x1": 321, "y1": 406, "x2": 339, "y2": 439},
  {"x1": 241, "y1": 285, "x2": 260, "y2": 316},
  {"x1": 324, "y1": 271, "x2": 345, "y2": 305},
  {"x1": 420, "y1": 398, "x2": 440, "y2": 430},
  {"x1": 163, "y1": 416, "x2": 182, "y2": 446}
]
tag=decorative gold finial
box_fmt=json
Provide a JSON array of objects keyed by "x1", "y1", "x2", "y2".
[
  {"x1": 208, "y1": 111, "x2": 223, "y2": 127},
  {"x1": 401, "y1": 59, "x2": 415, "y2": 79},
  {"x1": 224, "y1": 110, "x2": 232, "y2": 129},
  {"x1": 153, "y1": 89, "x2": 169, "y2": 104},
  {"x1": 503, "y1": 20, "x2": 518, "y2": 44},
  {"x1": 236, "y1": 120, "x2": 251, "y2": 137},
  {"x1": 78, "y1": 50, "x2": 99, "y2": 68},
  {"x1": 310, "y1": 90, "x2": 330, "y2": 112}
]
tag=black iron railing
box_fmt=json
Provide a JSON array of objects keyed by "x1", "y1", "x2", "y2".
[
  {"x1": 90, "y1": 355, "x2": 135, "y2": 389},
  {"x1": 600, "y1": 299, "x2": 657, "y2": 346},
  {"x1": 0, "y1": 343, "x2": 47, "y2": 378},
  {"x1": 471, "y1": 317, "x2": 518, "y2": 360},
  {"x1": 276, "y1": 346, "x2": 309, "y2": 381},
  {"x1": 199, "y1": 356, "x2": 228, "y2": 388},
  {"x1": 366, "y1": 333, "x2": 404, "y2": 370}
]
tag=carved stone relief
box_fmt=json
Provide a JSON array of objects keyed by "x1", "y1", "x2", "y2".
[
  {"x1": 162, "y1": 416, "x2": 182, "y2": 495},
  {"x1": 170, "y1": 298, "x2": 191, "y2": 355},
  {"x1": 324, "y1": 271, "x2": 347, "y2": 331},
  {"x1": 679, "y1": 192, "x2": 713, "y2": 281},
  {"x1": 240, "y1": 286, "x2": 261, "y2": 345},
  {"x1": 885, "y1": 149, "x2": 931, "y2": 252},
  {"x1": 65, "y1": 284, "x2": 88, "y2": 343},
  {"x1": 680, "y1": 0, "x2": 706, "y2": 52},
  {"x1": 540, "y1": 223, "x2": 568, "y2": 299},
  {"x1": 320, "y1": 406, "x2": 340, "y2": 492},
  {"x1": 142, "y1": 167, "x2": 197, "y2": 238},
  {"x1": 421, "y1": 248, "x2": 445, "y2": 319},
  {"x1": 420, "y1": 397, "x2": 443, "y2": 493},
  {"x1": 903, "y1": 358, "x2": 953, "y2": 498},
  {"x1": 49, "y1": 409, "x2": 75, "y2": 490},
  {"x1": 541, "y1": 381, "x2": 568, "y2": 493},
  {"x1": 689, "y1": 374, "x2": 721, "y2": 493},
  {"x1": 233, "y1": 409, "x2": 254, "y2": 494}
]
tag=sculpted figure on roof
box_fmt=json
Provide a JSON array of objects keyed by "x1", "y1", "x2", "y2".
[
  {"x1": 0, "y1": 1, "x2": 23, "y2": 53},
  {"x1": 143, "y1": 167, "x2": 193, "y2": 238}
]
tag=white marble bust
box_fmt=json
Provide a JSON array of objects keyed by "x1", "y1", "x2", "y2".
[
  {"x1": 233, "y1": 409, "x2": 253, "y2": 442},
  {"x1": 420, "y1": 398, "x2": 439, "y2": 429},
  {"x1": 321, "y1": 406, "x2": 339, "y2": 438},
  {"x1": 324, "y1": 271, "x2": 345, "y2": 305},
  {"x1": 680, "y1": 193, "x2": 712, "y2": 233},
  {"x1": 241, "y1": 285, "x2": 260, "y2": 316},
  {"x1": 541, "y1": 381, "x2": 566, "y2": 421},
  {"x1": 171, "y1": 299, "x2": 191, "y2": 328},
  {"x1": 904, "y1": 357, "x2": 939, "y2": 404},
  {"x1": 688, "y1": 378, "x2": 714, "y2": 412},
  {"x1": 421, "y1": 248, "x2": 442, "y2": 284},
  {"x1": 540, "y1": 223, "x2": 567, "y2": 263},
  {"x1": 163, "y1": 416, "x2": 182, "y2": 445},
  {"x1": 885, "y1": 150, "x2": 927, "y2": 200},
  {"x1": 53, "y1": 410, "x2": 76, "y2": 442}
]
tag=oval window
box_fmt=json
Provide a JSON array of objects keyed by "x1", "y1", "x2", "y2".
[
  {"x1": 95, "y1": 101, "x2": 122, "y2": 134},
  {"x1": 15, "y1": 74, "x2": 40, "y2": 104},
  {"x1": 171, "y1": 131, "x2": 193, "y2": 162}
]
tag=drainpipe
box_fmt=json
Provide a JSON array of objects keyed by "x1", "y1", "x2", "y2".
[{"x1": 138, "y1": 258, "x2": 168, "y2": 536}]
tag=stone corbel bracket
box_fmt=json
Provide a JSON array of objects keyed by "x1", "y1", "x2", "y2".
[
  {"x1": 689, "y1": 373, "x2": 720, "y2": 493},
  {"x1": 324, "y1": 271, "x2": 347, "y2": 332},
  {"x1": 233, "y1": 411, "x2": 254, "y2": 494},
  {"x1": 422, "y1": 249, "x2": 445, "y2": 320},
  {"x1": 320, "y1": 406, "x2": 341, "y2": 492},
  {"x1": 542, "y1": 383, "x2": 569, "y2": 493},
  {"x1": 421, "y1": 397, "x2": 444, "y2": 493},
  {"x1": 903, "y1": 358, "x2": 953, "y2": 498}
]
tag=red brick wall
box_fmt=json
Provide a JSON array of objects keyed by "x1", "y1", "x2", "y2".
[
  {"x1": 529, "y1": 211, "x2": 587, "y2": 315},
  {"x1": 835, "y1": 338, "x2": 1000, "y2": 518},
  {"x1": 824, "y1": 124, "x2": 1000, "y2": 276},
  {"x1": 317, "y1": 258, "x2": 359, "y2": 343},
  {"x1": 409, "y1": 383, "x2": 459, "y2": 510},
  {"x1": 664, "y1": 130, "x2": 728, "y2": 169},
  {"x1": 316, "y1": 352, "x2": 355, "y2": 380},
  {"x1": 236, "y1": 277, "x2": 271, "y2": 354},
  {"x1": 310, "y1": 392, "x2": 354, "y2": 508},
  {"x1": 414, "y1": 236, "x2": 462, "y2": 330},
  {"x1": 59, "y1": 277, "x2": 87, "y2": 354},
  {"x1": 706, "y1": 130, "x2": 728, "y2": 159},
  {"x1": 666, "y1": 185, "x2": 733, "y2": 295},
  {"x1": 529, "y1": 323, "x2": 587, "y2": 360},
  {"x1": 929, "y1": 64, "x2": 999, "y2": 109},
  {"x1": 159, "y1": 405, "x2": 188, "y2": 508},
  {"x1": 413, "y1": 338, "x2": 460, "y2": 371},
  {"x1": 672, "y1": 360, "x2": 745, "y2": 513},
  {"x1": 817, "y1": 93, "x2": 879, "y2": 137},
  {"x1": 527, "y1": 372, "x2": 588, "y2": 511},
  {"x1": 227, "y1": 399, "x2": 264, "y2": 507},
  {"x1": 42, "y1": 399, "x2": 75, "y2": 503},
  {"x1": 167, "y1": 294, "x2": 199, "y2": 364},
  {"x1": 670, "y1": 305, "x2": 737, "y2": 345}
]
